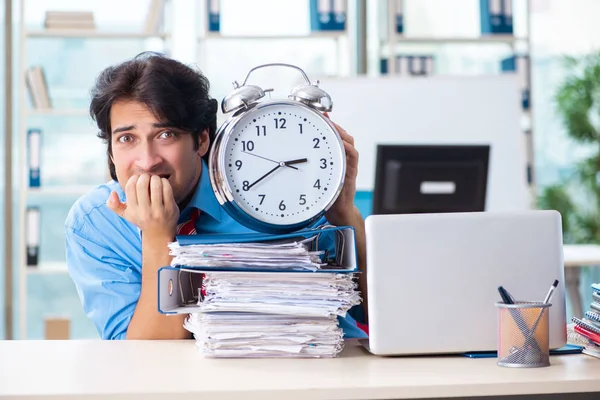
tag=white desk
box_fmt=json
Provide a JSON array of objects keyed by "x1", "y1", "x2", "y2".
[
  {"x1": 563, "y1": 244, "x2": 600, "y2": 317},
  {"x1": 1, "y1": 339, "x2": 599, "y2": 400}
]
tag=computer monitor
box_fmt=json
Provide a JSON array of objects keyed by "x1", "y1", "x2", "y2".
[{"x1": 372, "y1": 144, "x2": 490, "y2": 215}]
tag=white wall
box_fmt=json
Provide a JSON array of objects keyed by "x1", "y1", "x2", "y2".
[{"x1": 318, "y1": 74, "x2": 531, "y2": 211}]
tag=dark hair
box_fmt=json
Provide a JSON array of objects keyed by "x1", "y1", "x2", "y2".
[{"x1": 89, "y1": 51, "x2": 218, "y2": 181}]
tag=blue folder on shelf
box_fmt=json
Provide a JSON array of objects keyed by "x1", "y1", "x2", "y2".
[{"x1": 158, "y1": 225, "x2": 358, "y2": 314}]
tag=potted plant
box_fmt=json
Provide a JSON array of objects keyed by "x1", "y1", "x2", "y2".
[{"x1": 538, "y1": 52, "x2": 600, "y2": 245}]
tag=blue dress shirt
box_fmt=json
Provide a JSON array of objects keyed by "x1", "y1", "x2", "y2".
[{"x1": 65, "y1": 160, "x2": 367, "y2": 340}]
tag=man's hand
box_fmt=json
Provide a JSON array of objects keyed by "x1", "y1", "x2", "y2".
[
  {"x1": 106, "y1": 173, "x2": 189, "y2": 340},
  {"x1": 323, "y1": 114, "x2": 369, "y2": 324},
  {"x1": 107, "y1": 174, "x2": 179, "y2": 238},
  {"x1": 324, "y1": 114, "x2": 360, "y2": 226}
]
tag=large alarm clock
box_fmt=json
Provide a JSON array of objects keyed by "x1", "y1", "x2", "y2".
[{"x1": 209, "y1": 63, "x2": 346, "y2": 234}]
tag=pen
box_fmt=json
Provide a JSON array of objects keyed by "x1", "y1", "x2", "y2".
[
  {"x1": 498, "y1": 286, "x2": 514, "y2": 304},
  {"x1": 498, "y1": 285, "x2": 544, "y2": 358},
  {"x1": 523, "y1": 279, "x2": 560, "y2": 360},
  {"x1": 543, "y1": 279, "x2": 559, "y2": 304}
]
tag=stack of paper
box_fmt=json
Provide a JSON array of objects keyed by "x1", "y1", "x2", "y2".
[
  {"x1": 182, "y1": 270, "x2": 360, "y2": 358},
  {"x1": 168, "y1": 235, "x2": 329, "y2": 272}
]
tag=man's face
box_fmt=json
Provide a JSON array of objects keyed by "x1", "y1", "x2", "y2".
[{"x1": 109, "y1": 99, "x2": 209, "y2": 206}]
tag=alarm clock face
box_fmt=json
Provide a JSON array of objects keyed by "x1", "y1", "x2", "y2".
[{"x1": 214, "y1": 100, "x2": 346, "y2": 230}]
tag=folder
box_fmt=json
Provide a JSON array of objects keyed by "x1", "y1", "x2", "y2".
[
  {"x1": 395, "y1": 0, "x2": 403, "y2": 34},
  {"x1": 332, "y1": 0, "x2": 346, "y2": 30},
  {"x1": 501, "y1": 55, "x2": 530, "y2": 110},
  {"x1": 480, "y1": 0, "x2": 512, "y2": 35},
  {"x1": 207, "y1": 0, "x2": 220, "y2": 32},
  {"x1": 26, "y1": 207, "x2": 40, "y2": 267},
  {"x1": 310, "y1": 0, "x2": 346, "y2": 32},
  {"x1": 502, "y1": 0, "x2": 513, "y2": 34},
  {"x1": 28, "y1": 128, "x2": 41, "y2": 188},
  {"x1": 158, "y1": 225, "x2": 358, "y2": 314}
]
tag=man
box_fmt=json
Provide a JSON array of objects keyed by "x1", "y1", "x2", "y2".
[{"x1": 65, "y1": 52, "x2": 368, "y2": 340}]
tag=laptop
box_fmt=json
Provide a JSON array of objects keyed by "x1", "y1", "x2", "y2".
[{"x1": 363, "y1": 210, "x2": 567, "y2": 356}]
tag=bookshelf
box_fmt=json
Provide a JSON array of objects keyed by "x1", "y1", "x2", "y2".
[
  {"x1": 371, "y1": 0, "x2": 534, "y2": 203},
  {"x1": 16, "y1": 0, "x2": 172, "y2": 339},
  {"x1": 25, "y1": 30, "x2": 169, "y2": 39},
  {"x1": 195, "y1": 0, "x2": 356, "y2": 89}
]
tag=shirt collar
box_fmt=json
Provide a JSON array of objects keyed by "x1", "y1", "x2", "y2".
[{"x1": 185, "y1": 159, "x2": 222, "y2": 222}]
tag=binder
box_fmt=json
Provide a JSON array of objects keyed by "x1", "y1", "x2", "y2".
[
  {"x1": 380, "y1": 58, "x2": 388, "y2": 75},
  {"x1": 158, "y1": 225, "x2": 358, "y2": 314},
  {"x1": 397, "y1": 56, "x2": 410, "y2": 75},
  {"x1": 502, "y1": 0, "x2": 513, "y2": 34},
  {"x1": 501, "y1": 55, "x2": 530, "y2": 110},
  {"x1": 28, "y1": 128, "x2": 41, "y2": 188},
  {"x1": 310, "y1": 0, "x2": 346, "y2": 32},
  {"x1": 332, "y1": 0, "x2": 346, "y2": 31},
  {"x1": 26, "y1": 207, "x2": 40, "y2": 267},
  {"x1": 207, "y1": 0, "x2": 220, "y2": 32},
  {"x1": 395, "y1": 0, "x2": 403, "y2": 34},
  {"x1": 480, "y1": 0, "x2": 513, "y2": 35}
]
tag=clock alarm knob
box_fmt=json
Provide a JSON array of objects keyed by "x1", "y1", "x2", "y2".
[
  {"x1": 221, "y1": 82, "x2": 265, "y2": 114},
  {"x1": 289, "y1": 83, "x2": 333, "y2": 112}
]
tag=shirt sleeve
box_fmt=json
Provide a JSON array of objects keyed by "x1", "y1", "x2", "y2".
[{"x1": 65, "y1": 226, "x2": 140, "y2": 340}]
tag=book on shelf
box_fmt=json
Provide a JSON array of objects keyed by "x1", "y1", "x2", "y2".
[
  {"x1": 395, "y1": 0, "x2": 403, "y2": 34},
  {"x1": 28, "y1": 128, "x2": 41, "y2": 188},
  {"x1": 26, "y1": 207, "x2": 40, "y2": 267},
  {"x1": 44, "y1": 10, "x2": 95, "y2": 30},
  {"x1": 480, "y1": 0, "x2": 513, "y2": 35},
  {"x1": 310, "y1": 0, "x2": 347, "y2": 32},
  {"x1": 380, "y1": 55, "x2": 434, "y2": 76},
  {"x1": 25, "y1": 66, "x2": 51, "y2": 109},
  {"x1": 207, "y1": 0, "x2": 220, "y2": 32},
  {"x1": 500, "y1": 55, "x2": 530, "y2": 110}
]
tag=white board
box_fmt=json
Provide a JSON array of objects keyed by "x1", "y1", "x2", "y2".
[{"x1": 318, "y1": 75, "x2": 530, "y2": 211}]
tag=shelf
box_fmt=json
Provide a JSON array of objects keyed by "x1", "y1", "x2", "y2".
[
  {"x1": 27, "y1": 261, "x2": 68, "y2": 275},
  {"x1": 25, "y1": 30, "x2": 168, "y2": 39},
  {"x1": 393, "y1": 35, "x2": 527, "y2": 44},
  {"x1": 198, "y1": 31, "x2": 346, "y2": 41},
  {"x1": 27, "y1": 108, "x2": 90, "y2": 117},
  {"x1": 27, "y1": 185, "x2": 99, "y2": 197}
]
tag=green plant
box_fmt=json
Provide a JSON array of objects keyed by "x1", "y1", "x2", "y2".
[{"x1": 538, "y1": 52, "x2": 600, "y2": 244}]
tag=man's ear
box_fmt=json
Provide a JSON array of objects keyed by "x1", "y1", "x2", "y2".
[{"x1": 198, "y1": 129, "x2": 210, "y2": 157}]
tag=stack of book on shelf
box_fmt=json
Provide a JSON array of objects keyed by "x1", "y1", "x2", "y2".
[
  {"x1": 44, "y1": 11, "x2": 95, "y2": 30},
  {"x1": 25, "y1": 66, "x2": 51, "y2": 109},
  {"x1": 159, "y1": 225, "x2": 361, "y2": 358},
  {"x1": 569, "y1": 283, "x2": 600, "y2": 360}
]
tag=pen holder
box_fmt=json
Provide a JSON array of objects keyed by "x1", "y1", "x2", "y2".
[{"x1": 495, "y1": 302, "x2": 551, "y2": 368}]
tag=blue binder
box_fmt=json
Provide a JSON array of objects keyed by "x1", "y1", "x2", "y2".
[
  {"x1": 28, "y1": 128, "x2": 41, "y2": 188},
  {"x1": 207, "y1": 0, "x2": 220, "y2": 32},
  {"x1": 310, "y1": 0, "x2": 346, "y2": 32},
  {"x1": 158, "y1": 225, "x2": 358, "y2": 314},
  {"x1": 480, "y1": 0, "x2": 513, "y2": 35},
  {"x1": 395, "y1": 0, "x2": 404, "y2": 34},
  {"x1": 501, "y1": 55, "x2": 530, "y2": 110}
]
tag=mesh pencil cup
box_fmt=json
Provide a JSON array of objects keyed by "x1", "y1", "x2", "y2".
[{"x1": 495, "y1": 301, "x2": 552, "y2": 368}]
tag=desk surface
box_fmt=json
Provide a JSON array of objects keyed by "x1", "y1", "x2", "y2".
[
  {"x1": 1, "y1": 339, "x2": 599, "y2": 400},
  {"x1": 564, "y1": 244, "x2": 600, "y2": 267}
]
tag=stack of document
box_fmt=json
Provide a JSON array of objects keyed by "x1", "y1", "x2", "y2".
[
  {"x1": 182, "y1": 270, "x2": 360, "y2": 358},
  {"x1": 168, "y1": 235, "x2": 329, "y2": 272}
]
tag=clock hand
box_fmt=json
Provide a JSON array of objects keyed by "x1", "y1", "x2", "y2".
[
  {"x1": 247, "y1": 165, "x2": 281, "y2": 190},
  {"x1": 283, "y1": 158, "x2": 308, "y2": 166},
  {"x1": 242, "y1": 151, "x2": 298, "y2": 170}
]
